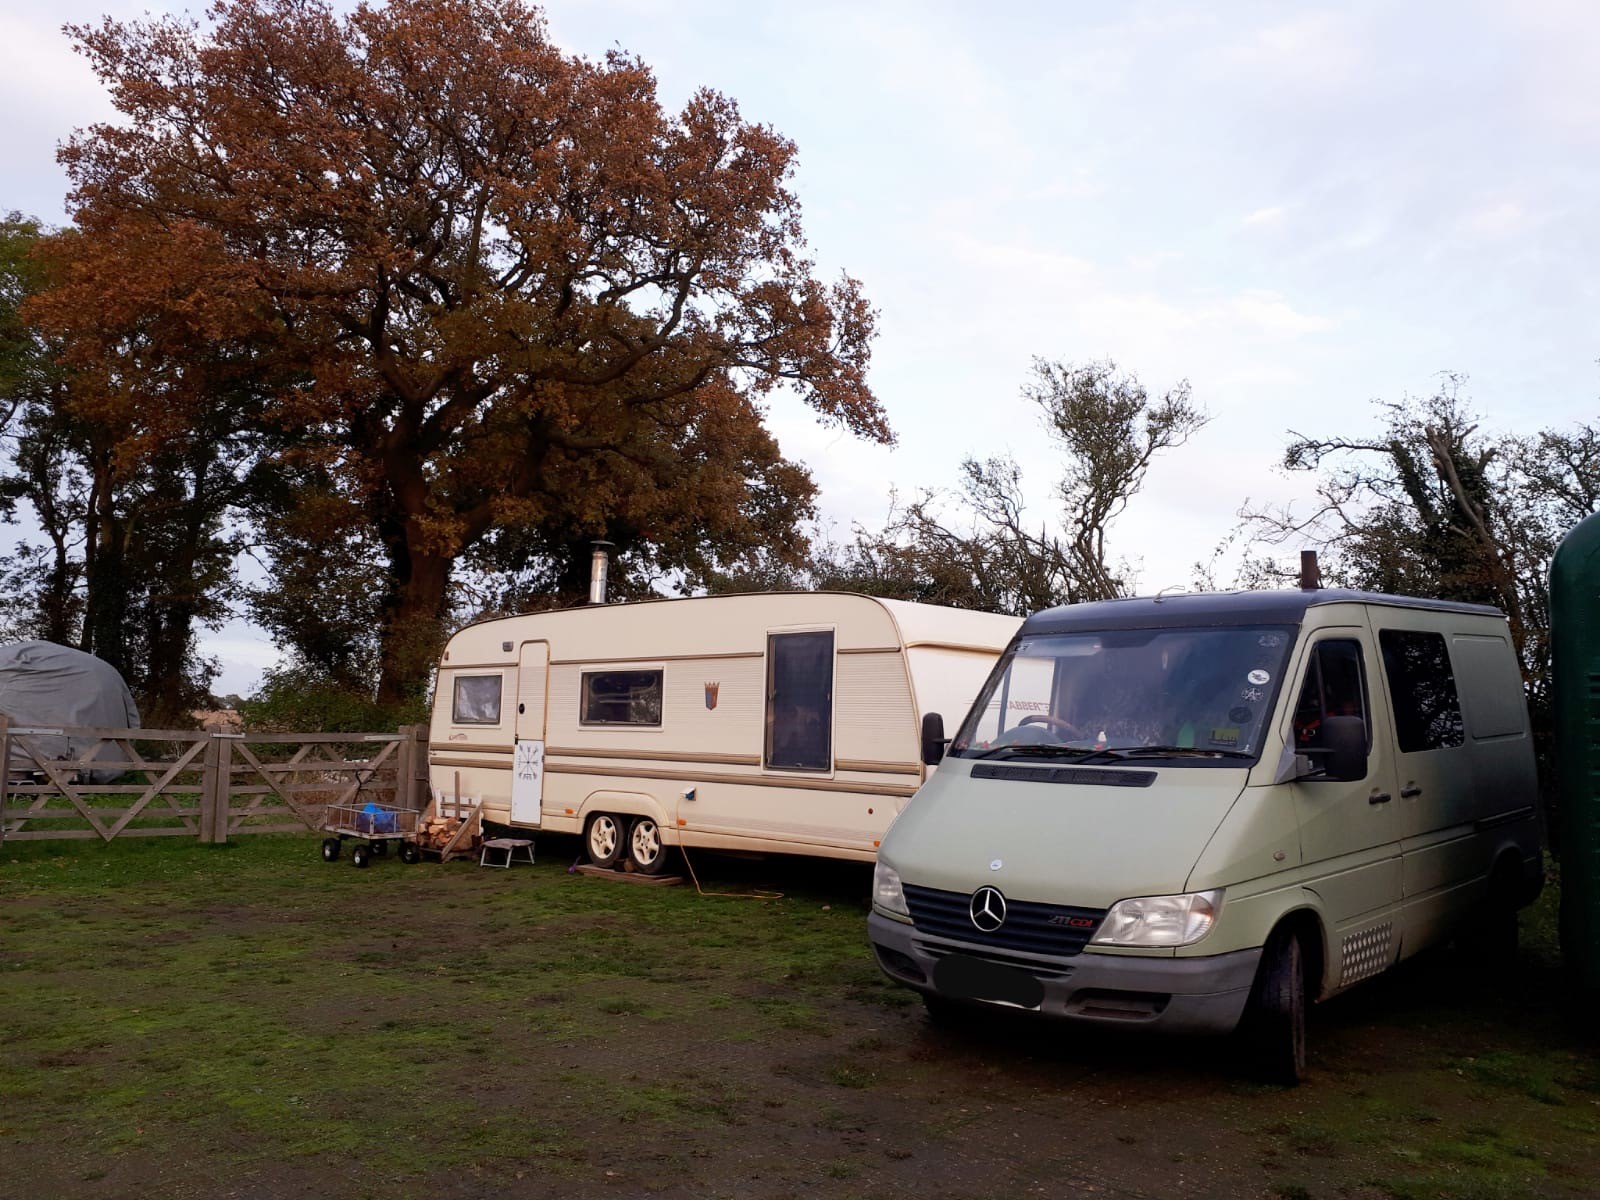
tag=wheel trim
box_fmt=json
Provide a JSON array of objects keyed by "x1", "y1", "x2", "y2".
[
  {"x1": 589, "y1": 817, "x2": 618, "y2": 859},
  {"x1": 632, "y1": 820, "x2": 660, "y2": 864}
]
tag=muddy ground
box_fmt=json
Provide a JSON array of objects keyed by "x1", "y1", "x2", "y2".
[{"x1": 1, "y1": 834, "x2": 1596, "y2": 1200}]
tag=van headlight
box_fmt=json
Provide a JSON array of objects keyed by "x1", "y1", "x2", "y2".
[
  {"x1": 873, "y1": 860, "x2": 911, "y2": 921},
  {"x1": 1090, "y1": 889, "x2": 1222, "y2": 948}
]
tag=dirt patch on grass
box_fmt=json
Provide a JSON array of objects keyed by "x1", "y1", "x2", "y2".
[{"x1": 2, "y1": 835, "x2": 1596, "y2": 1199}]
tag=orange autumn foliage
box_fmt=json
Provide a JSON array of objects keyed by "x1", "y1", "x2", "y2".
[{"x1": 43, "y1": 0, "x2": 888, "y2": 701}]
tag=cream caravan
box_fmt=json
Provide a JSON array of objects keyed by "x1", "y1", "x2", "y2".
[{"x1": 427, "y1": 593, "x2": 1020, "y2": 872}]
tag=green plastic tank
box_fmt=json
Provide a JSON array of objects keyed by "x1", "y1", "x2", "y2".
[{"x1": 1553, "y1": 511, "x2": 1600, "y2": 991}]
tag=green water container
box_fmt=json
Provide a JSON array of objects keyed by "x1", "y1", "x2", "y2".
[{"x1": 1553, "y1": 511, "x2": 1600, "y2": 991}]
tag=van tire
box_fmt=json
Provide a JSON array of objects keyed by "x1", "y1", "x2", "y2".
[
  {"x1": 1242, "y1": 929, "x2": 1306, "y2": 1085},
  {"x1": 585, "y1": 813, "x2": 625, "y2": 869},
  {"x1": 628, "y1": 817, "x2": 671, "y2": 875}
]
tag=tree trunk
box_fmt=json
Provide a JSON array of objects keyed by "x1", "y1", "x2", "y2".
[
  {"x1": 375, "y1": 544, "x2": 452, "y2": 707},
  {"x1": 79, "y1": 455, "x2": 131, "y2": 678}
]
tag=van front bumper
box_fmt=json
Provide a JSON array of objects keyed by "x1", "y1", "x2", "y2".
[{"x1": 868, "y1": 911, "x2": 1261, "y2": 1036}]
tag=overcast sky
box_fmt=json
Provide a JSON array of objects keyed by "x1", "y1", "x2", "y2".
[{"x1": 5, "y1": 0, "x2": 1599, "y2": 694}]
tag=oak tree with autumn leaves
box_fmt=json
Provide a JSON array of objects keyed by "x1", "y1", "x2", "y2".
[{"x1": 41, "y1": 0, "x2": 885, "y2": 704}]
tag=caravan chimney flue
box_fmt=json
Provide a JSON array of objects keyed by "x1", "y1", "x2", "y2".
[
  {"x1": 588, "y1": 540, "x2": 615, "y2": 605},
  {"x1": 1299, "y1": 550, "x2": 1322, "y2": 591}
]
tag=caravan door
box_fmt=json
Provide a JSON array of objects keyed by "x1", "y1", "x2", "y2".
[{"x1": 512, "y1": 641, "x2": 550, "y2": 826}]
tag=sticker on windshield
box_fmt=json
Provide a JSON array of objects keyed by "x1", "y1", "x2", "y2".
[
  {"x1": 1258, "y1": 633, "x2": 1283, "y2": 647},
  {"x1": 1247, "y1": 669, "x2": 1271, "y2": 686},
  {"x1": 1210, "y1": 728, "x2": 1240, "y2": 747},
  {"x1": 1228, "y1": 706, "x2": 1253, "y2": 724},
  {"x1": 1241, "y1": 687, "x2": 1263, "y2": 702}
]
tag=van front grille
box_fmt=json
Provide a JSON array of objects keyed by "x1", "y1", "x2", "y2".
[{"x1": 902, "y1": 883, "x2": 1105, "y2": 957}]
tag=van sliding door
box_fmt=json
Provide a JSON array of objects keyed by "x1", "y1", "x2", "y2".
[{"x1": 765, "y1": 631, "x2": 834, "y2": 771}]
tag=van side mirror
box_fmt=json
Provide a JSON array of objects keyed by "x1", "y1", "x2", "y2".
[
  {"x1": 1306, "y1": 714, "x2": 1368, "y2": 782},
  {"x1": 921, "y1": 712, "x2": 947, "y2": 766}
]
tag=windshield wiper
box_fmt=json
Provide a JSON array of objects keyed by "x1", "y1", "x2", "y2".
[
  {"x1": 964, "y1": 744, "x2": 1108, "y2": 761},
  {"x1": 1093, "y1": 745, "x2": 1256, "y2": 761}
]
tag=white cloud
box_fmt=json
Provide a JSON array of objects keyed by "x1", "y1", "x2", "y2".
[
  {"x1": 1222, "y1": 290, "x2": 1335, "y2": 338},
  {"x1": 1243, "y1": 206, "x2": 1287, "y2": 228},
  {"x1": 1219, "y1": 11, "x2": 1367, "y2": 93},
  {"x1": 1492, "y1": 0, "x2": 1600, "y2": 146},
  {"x1": 0, "y1": 3, "x2": 162, "y2": 220},
  {"x1": 1457, "y1": 199, "x2": 1529, "y2": 239}
]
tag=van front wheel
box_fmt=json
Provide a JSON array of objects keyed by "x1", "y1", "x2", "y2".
[
  {"x1": 1241, "y1": 929, "x2": 1306, "y2": 1085},
  {"x1": 628, "y1": 817, "x2": 671, "y2": 875}
]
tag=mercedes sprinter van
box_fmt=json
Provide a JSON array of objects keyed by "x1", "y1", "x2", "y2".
[{"x1": 868, "y1": 588, "x2": 1543, "y2": 1082}]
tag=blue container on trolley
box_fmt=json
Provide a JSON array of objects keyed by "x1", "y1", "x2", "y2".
[{"x1": 356, "y1": 803, "x2": 398, "y2": 835}]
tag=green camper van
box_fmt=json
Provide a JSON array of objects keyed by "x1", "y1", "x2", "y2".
[{"x1": 870, "y1": 588, "x2": 1543, "y2": 1083}]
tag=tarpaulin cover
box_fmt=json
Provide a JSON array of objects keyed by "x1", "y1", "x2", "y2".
[{"x1": 0, "y1": 641, "x2": 141, "y2": 783}]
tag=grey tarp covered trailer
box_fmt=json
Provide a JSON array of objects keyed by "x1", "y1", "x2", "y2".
[{"x1": 0, "y1": 641, "x2": 141, "y2": 783}]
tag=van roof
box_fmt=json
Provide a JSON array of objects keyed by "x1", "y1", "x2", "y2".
[{"x1": 1020, "y1": 588, "x2": 1504, "y2": 636}]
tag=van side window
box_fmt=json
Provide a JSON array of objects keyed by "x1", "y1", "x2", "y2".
[
  {"x1": 452, "y1": 674, "x2": 503, "y2": 725},
  {"x1": 1292, "y1": 640, "x2": 1370, "y2": 750},
  {"x1": 581, "y1": 670, "x2": 664, "y2": 726},
  {"x1": 1379, "y1": 630, "x2": 1464, "y2": 752},
  {"x1": 765, "y1": 631, "x2": 834, "y2": 771}
]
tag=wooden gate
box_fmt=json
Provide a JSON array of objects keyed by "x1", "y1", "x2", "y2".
[{"x1": 0, "y1": 717, "x2": 429, "y2": 845}]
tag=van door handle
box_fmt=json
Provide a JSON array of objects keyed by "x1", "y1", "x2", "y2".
[
  {"x1": 1400, "y1": 785, "x2": 1422, "y2": 799},
  {"x1": 1368, "y1": 790, "x2": 1392, "y2": 805}
]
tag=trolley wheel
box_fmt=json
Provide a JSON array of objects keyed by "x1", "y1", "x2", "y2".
[
  {"x1": 400, "y1": 842, "x2": 421, "y2": 865},
  {"x1": 372, "y1": 839, "x2": 389, "y2": 857},
  {"x1": 351, "y1": 844, "x2": 370, "y2": 869},
  {"x1": 321, "y1": 837, "x2": 341, "y2": 863}
]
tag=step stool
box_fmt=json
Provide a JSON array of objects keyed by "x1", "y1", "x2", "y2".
[{"x1": 479, "y1": 837, "x2": 535, "y2": 868}]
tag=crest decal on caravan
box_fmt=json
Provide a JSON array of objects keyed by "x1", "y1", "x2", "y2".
[{"x1": 705, "y1": 682, "x2": 720, "y2": 710}]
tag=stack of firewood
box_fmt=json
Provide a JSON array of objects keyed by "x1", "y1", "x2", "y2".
[{"x1": 416, "y1": 816, "x2": 478, "y2": 851}]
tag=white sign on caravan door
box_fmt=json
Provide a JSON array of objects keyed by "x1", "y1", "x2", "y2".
[{"x1": 511, "y1": 739, "x2": 545, "y2": 825}]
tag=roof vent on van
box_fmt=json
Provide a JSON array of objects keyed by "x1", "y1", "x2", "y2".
[{"x1": 1299, "y1": 550, "x2": 1322, "y2": 591}]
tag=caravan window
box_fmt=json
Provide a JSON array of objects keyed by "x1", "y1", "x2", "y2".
[
  {"x1": 581, "y1": 670, "x2": 664, "y2": 726},
  {"x1": 765, "y1": 631, "x2": 834, "y2": 771},
  {"x1": 452, "y1": 674, "x2": 503, "y2": 725}
]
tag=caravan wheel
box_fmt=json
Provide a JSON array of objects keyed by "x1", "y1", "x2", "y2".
[
  {"x1": 584, "y1": 813, "x2": 624, "y2": 869},
  {"x1": 628, "y1": 817, "x2": 671, "y2": 876}
]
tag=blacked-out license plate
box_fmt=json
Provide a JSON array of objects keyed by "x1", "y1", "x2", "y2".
[{"x1": 932, "y1": 954, "x2": 1045, "y2": 1010}]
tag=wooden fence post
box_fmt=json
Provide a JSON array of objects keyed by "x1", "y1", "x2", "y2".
[
  {"x1": 398, "y1": 724, "x2": 429, "y2": 811},
  {"x1": 415, "y1": 723, "x2": 431, "y2": 810},
  {"x1": 394, "y1": 725, "x2": 413, "y2": 811},
  {"x1": 214, "y1": 736, "x2": 233, "y2": 843},
  {"x1": 0, "y1": 713, "x2": 10, "y2": 849},
  {"x1": 198, "y1": 734, "x2": 221, "y2": 844}
]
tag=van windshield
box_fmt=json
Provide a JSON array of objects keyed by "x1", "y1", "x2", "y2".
[{"x1": 949, "y1": 625, "x2": 1296, "y2": 765}]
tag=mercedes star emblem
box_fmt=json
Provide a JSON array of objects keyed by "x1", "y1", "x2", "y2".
[{"x1": 969, "y1": 886, "x2": 1007, "y2": 933}]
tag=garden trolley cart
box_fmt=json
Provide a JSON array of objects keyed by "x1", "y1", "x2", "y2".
[{"x1": 320, "y1": 802, "x2": 422, "y2": 868}]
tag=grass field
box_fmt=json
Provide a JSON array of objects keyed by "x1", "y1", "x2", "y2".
[{"x1": 2, "y1": 833, "x2": 1598, "y2": 1199}]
